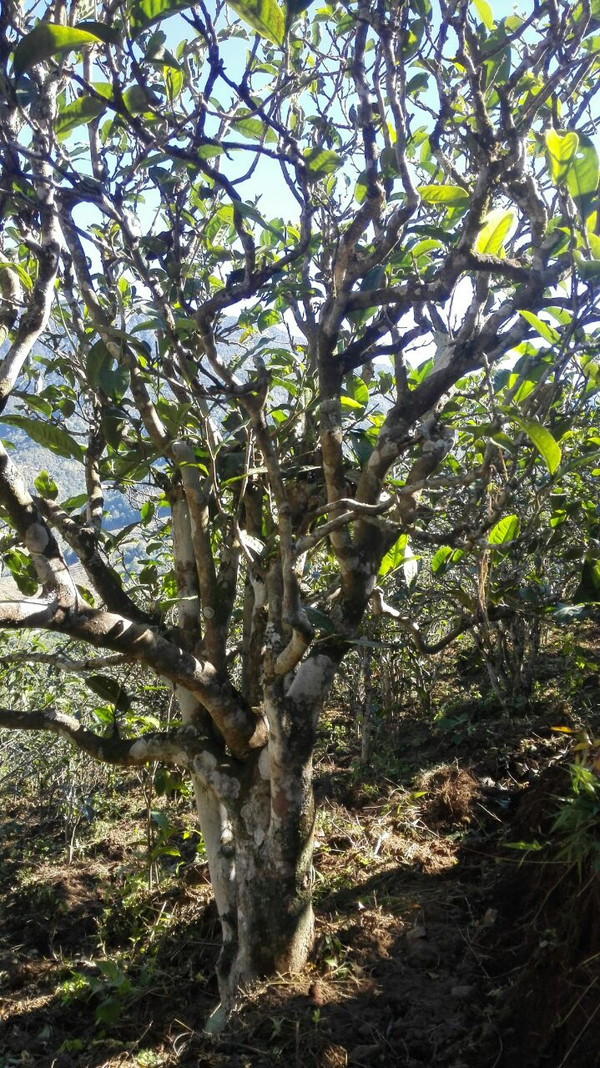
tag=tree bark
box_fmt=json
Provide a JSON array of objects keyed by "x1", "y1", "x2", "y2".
[
  {"x1": 203, "y1": 672, "x2": 325, "y2": 1009},
  {"x1": 226, "y1": 815, "x2": 315, "y2": 998},
  {"x1": 198, "y1": 768, "x2": 315, "y2": 1013}
]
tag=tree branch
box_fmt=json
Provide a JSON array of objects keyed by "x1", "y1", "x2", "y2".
[
  {"x1": 0, "y1": 442, "x2": 79, "y2": 607},
  {"x1": 0, "y1": 600, "x2": 266, "y2": 758},
  {"x1": 34, "y1": 495, "x2": 155, "y2": 626},
  {"x1": 0, "y1": 706, "x2": 242, "y2": 794}
]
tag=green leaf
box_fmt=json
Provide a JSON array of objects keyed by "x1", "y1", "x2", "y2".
[
  {"x1": 417, "y1": 184, "x2": 470, "y2": 204},
  {"x1": 574, "y1": 252, "x2": 600, "y2": 280},
  {"x1": 286, "y1": 0, "x2": 316, "y2": 21},
  {"x1": 86, "y1": 339, "x2": 113, "y2": 387},
  {"x1": 229, "y1": 200, "x2": 285, "y2": 238},
  {"x1": 101, "y1": 406, "x2": 129, "y2": 448},
  {"x1": 0, "y1": 261, "x2": 33, "y2": 289},
  {"x1": 74, "y1": 21, "x2": 121, "y2": 46},
  {"x1": 349, "y1": 430, "x2": 374, "y2": 467},
  {"x1": 130, "y1": 0, "x2": 197, "y2": 34},
  {"x1": 2, "y1": 549, "x2": 38, "y2": 595},
  {"x1": 379, "y1": 535, "x2": 419, "y2": 585},
  {"x1": 407, "y1": 72, "x2": 430, "y2": 96},
  {"x1": 231, "y1": 113, "x2": 277, "y2": 143},
  {"x1": 380, "y1": 533, "x2": 408, "y2": 578},
  {"x1": 573, "y1": 0, "x2": 600, "y2": 30},
  {"x1": 86, "y1": 674, "x2": 131, "y2": 712},
  {"x1": 360, "y1": 265, "x2": 386, "y2": 294},
  {"x1": 511, "y1": 415, "x2": 562, "y2": 474},
  {"x1": 586, "y1": 230, "x2": 600, "y2": 259},
  {"x1": 305, "y1": 606, "x2": 336, "y2": 634},
  {"x1": 544, "y1": 129, "x2": 579, "y2": 185},
  {"x1": 475, "y1": 207, "x2": 516, "y2": 255},
  {"x1": 151, "y1": 844, "x2": 181, "y2": 859},
  {"x1": 164, "y1": 64, "x2": 184, "y2": 106},
  {"x1": 409, "y1": 356, "x2": 434, "y2": 385},
  {"x1": 140, "y1": 501, "x2": 155, "y2": 524},
  {"x1": 95, "y1": 998, "x2": 122, "y2": 1026},
  {"x1": 504, "y1": 840, "x2": 543, "y2": 852},
  {"x1": 13, "y1": 23, "x2": 103, "y2": 80},
  {"x1": 77, "y1": 584, "x2": 95, "y2": 606},
  {"x1": 472, "y1": 0, "x2": 494, "y2": 29},
  {"x1": 483, "y1": 41, "x2": 512, "y2": 92},
  {"x1": 431, "y1": 546, "x2": 463, "y2": 574},
  {"x1": 432, "y1": 546, "x2": 453, "y2": 574},
  {"x1": 574, "y1": 557, "x2": 600, "y2": 602},
  {"x1": 97, "y1": 958, "x2": 130, "y2": 985},
  {"x1": 303, "y1": 147, "x2": 342, "y2": 178},
  {"x1": 34, "y1": 470, "x2": 59, "y2": 500},
  {"x1": 348, "y1": 266, "x2": 387, "y2": 324},
  {"x1": 122, "y1": 84, "x2": 162, "y2": 115},
  {"x1": 1, "y1": 415, "x2": 84, "y2": 461},
  {"x1": 403, "y1": 536, "x2": 419, "y2": 590},
  {"x1": 410, "y1": 238, "x2": 443, "y2": 259},
  {"x1": 488, "y1": 514, "x2": 520, "y2": 547},
  {"x1": 355, "y1": 170, "x2": 369, "y2": 204},
  {"x1": 99, "y1": 365, "x2": 130, "y2": 402},
  {"x1": 566, "y1": 135, "x2": 600, "y2": 213},
  {"x1": 55, "y1": 93, "x2": 108, "y2": 141},
  {"x1": 227, "y1": 0, "x2": 285, "y2": 46},
  {"x1": 348, "y1": 376, "x2": 369, "y2": 406},
  {"x1": 61, "y1": 493, "x2": 88, "y2": 512},
  {"x1": 197, "y1": 142, "x2": 223, "y2": 160},
  {"x1": 519, "y1": 310, "x2": 560, "y2": 345}
]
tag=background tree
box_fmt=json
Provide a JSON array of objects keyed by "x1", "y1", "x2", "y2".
[{"x1": 0, "y1": 0, "x2": 599, "y2": 1017}]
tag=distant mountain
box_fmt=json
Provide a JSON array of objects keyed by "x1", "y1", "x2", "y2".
[
  {"x1": 0, "y1": 320, "x2": 295, "y2": 594},
  {"x1": 1, "y1": 318, "x2": 293, "y2": 524}
]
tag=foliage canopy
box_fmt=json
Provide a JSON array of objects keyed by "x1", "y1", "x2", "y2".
[{"x1": 1, "y1": 0, "x2": 599, "y2": 1009}]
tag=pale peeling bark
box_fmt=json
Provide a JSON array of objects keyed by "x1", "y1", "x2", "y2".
[
  {"x1": 241, "y1": 399, "x2": 314, "y2": 680},
  {"x1": 230, "y1": 825, "x2": 314, "y2": 991},
  {"x1": 0, "y1": 705, "x2": 207, "y2": 768},
  {"x1": 219, "y1": 746, "x2": 315, "y2": 1006},
  {"x1": 0, "y1": 442, "x2": 79, "y2": 607},
  {"x1": 196, "y1": 655, "x2": 337, "y2": 1007},
  {"x1": 171, "y1": 487, "x2": 202, "y2": 649},
  {"x1": 178, "y1": 689, "x2": 238, "y2": 988},
  {"x1": 172, "y1": 440, "x2": 224, "y2": 669},
  {"x1": 214, "y1": 653, "x2": 344, "y2": 999}
]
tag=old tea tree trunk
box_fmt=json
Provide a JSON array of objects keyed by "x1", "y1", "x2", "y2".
[{"x1": 0, "y1": 0, "x2": 596, "y2": 1022}]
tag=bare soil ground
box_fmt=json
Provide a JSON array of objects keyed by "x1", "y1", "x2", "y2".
[{"x1": 1, "y1": 631, "x2": 599, "y2": 1068}]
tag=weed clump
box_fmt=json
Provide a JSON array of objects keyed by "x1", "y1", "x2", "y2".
[{"x1": 416, "y1": 764, "x2": 481, "y2": 829}]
